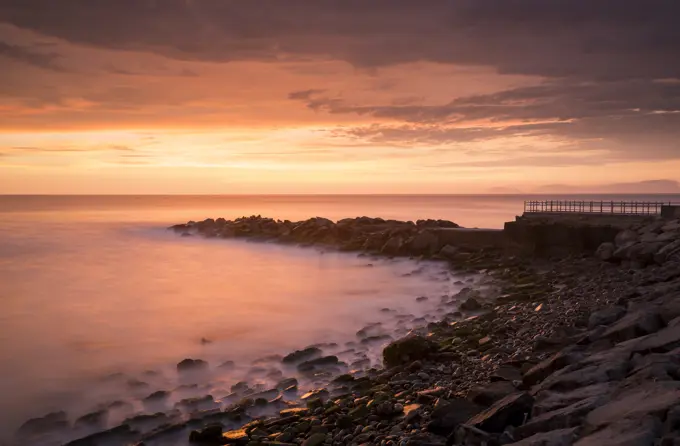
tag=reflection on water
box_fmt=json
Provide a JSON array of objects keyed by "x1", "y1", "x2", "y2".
[{"x1": 0, "y1": 198, "x2": 475, "y2": 442}]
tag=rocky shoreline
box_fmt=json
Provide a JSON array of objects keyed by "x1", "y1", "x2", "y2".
[{"x1": 16, "y1": 214, "x2": 680, "y2": 446}]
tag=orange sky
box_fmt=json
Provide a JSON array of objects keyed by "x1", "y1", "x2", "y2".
[{"x1": 1, "y1": 2, "x2": 679, "y2": 194}]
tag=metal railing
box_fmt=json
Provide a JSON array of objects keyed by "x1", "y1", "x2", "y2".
[{"x1": 523, "y1": 200, "x2": 675, "y2": 215}]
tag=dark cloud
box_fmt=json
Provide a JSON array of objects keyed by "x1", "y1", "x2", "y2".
[
  {"x1": 288, "y1": 89, "x2": 326, "y2": 100},
  {"x1": 0, "y1": 41, "x2": 63, "y2": 70},
  {"x1": 298, "y1": 78, "x2": 680, "y2": 160},
  {"x1": 1, "y1": 1, "x2": 679, "y2": 80}
]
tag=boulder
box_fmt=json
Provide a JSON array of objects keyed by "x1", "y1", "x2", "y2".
[
  {"x1": 177, "y1": 358, "x2": 208, "y2": 374},
  {"x1": 656, "y1": 240, "x2": 680, "y2": 264},
  {"x1": 466, "y1": 392, "x2": 534, "y2": 433},
  {"x1": 523, "y1": 350, "x2": 583, "y2": 387},
  {"x1": 426, "y1": 398, "x2": 483, "y2": 436},
  {"x1": 382, "y1": 335, "x2": 437, "y2": 368},
  {"x1": 587, "y1": 306, "x2": 626, "y2": 329},
  {"x1": 460, "y1": 296, "x2": 483, "y2": 311},
  {"x1": 17, "y1": 411, "x2": 69, "y2": 436},
  {"x1": 468, "y1": 381, "x2": 517, "y2": 406},
  {"x1": 532, "y1": 382, "x2": 614, "y2": 416},
  {"x1": 585, "y1": 381, "x2": 680, "y2": 429},
  {"x1": 575, "y1": 416, "x2": 661, "y2": 446},
  {"x1": 408, "y1": 231, "x2": 440, "y2": 255},
  {"x1": 282, "y1": 347, "x2": 322, "y2": 364},
  {"x1": 439, "y1": 245, "x2": 460, "y2": 260},
  {"x1": 601, "y1": 309, "x2": 663, "y2": 343},
  {"x1": 615, "y1": 229, "x2": 638, "y2": 247},
  {"x1": 534, "y1": 358, "x2": 629, "y2": 393},
  {"x1": 505, "y1": 428, "x2": 578, "y2": 446},
  {"x1": 381, "y1": 236, "x2": 404, "y2": 255},
  {"x1": 515, "y1": 396, "x2": 601, "y2": 439},
  {"x1": 595, "y1": 242, "x2": 616, "y2": 261}
]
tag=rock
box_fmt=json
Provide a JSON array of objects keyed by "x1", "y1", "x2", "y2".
[
  {"x1": 177, "y1": 358, "x2": 208, "y2": 373},
  {"x1": 439, "y1": 245, "x2": 460, "y2": 259},
  {"x1": 601, "y1": 309, "x2": 663, "y2": 343},
  {"x1": 523, "y1": 350, "x2": 583, "y2": 387},
  {"x1": 491, "y1": 365, "x2": 523, "y2": 382},
  {"x1": 588, "y1": 306, "x2": 626, "y2": 329},
  {"x1": 408, "y1": 231, "x2": 440, "y2": 255},
  {"x1": 222, "y1": 428, "x2": 249, "y2": 445},
  {"x1": 656, "y1": 240, "x2": 680, "y2": 264},
  {"x1": 533, "y1": 382, "x2": 614, "y2": 416},
  {"x1": 382, "y1": 335, "x2": 437, "y2": 368},
  {"x1": 575, "y1": 416, "x2": 661, "y2": 446},
  {"x1": 460, "y1": 297, "x2": 482, "y2": 311},
  {"x1": 631, "y1": 324, "x2": 680, "y2": 353},
  {"x1": 426, "y1": 398, "x2": 483, "y2": 436},
  {"x1": 585, "y1": 381, "x2": 680, "y2": 429},
  {"x1": 64, "y1": 425, "x2": 136, "y2": 446},
  {"x1": 466, "y1": 392, "x2": 534, "y2": 433},
  {"x1": 468, "y1": 381, "x2": 517, "y2": 406},
  {"x1": 189, "y1": 424, "x2": 223, "y2": 443},
  {"x1": 302, "y1": 432, "x2": 327, "y2": 446},
  {"x1": 74, "y1": 410, "x2": 107, "y2": 429},
  {"x1": 297, "y1": 355, "x2": 340, "y2": 372},
  {"x1": 381, "y1": 236, "x2": 404, "y2": 255},
  {"x1": 17, "y1": 411, "x2": 69, "y2": 436},
  {"x1": 595, "y1": 242, "x2": 616, "y2": 261},
  {"x1": 615, "y1": 229, "x2": 638, "y2": 247},
  {"x1": 534, "y1": 357, "x2": 629, "y2": 393},
  {"x1": 515, "y1": 396, "x2": 601, "y2": 439},
  {"x1": 282, "y1": 347, "x2": 322, "y2": 364},
  {"x1": 505, "y1": 427, "x2": 578, "y2": 446}
]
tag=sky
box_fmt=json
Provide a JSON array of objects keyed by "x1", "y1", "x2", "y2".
[{"x1": 1, "y1": 0, "x2": 680, "y2": 194}]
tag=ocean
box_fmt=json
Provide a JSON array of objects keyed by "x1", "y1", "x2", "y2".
[{"x1": 0, "y1": 194, "x2": 678, "y2": 444}]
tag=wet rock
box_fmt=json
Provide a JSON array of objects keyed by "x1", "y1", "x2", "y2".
[
  {"x1": 282, "y1": 347, "x2": 322, "y2": 364},
  {"x1": 17, "y1": 411, "x2": 69, "y2": 436},
  {"x1": 466, "y1": 392, "x2": 534, "y2": 433},
  {"x1": 64, "y1": 425, "x2": 137, "y2": 446},
  {"x1": 460, "y1": 297, "x2": 483, "y2": 311},
  {"x1": 144, "y1": 390, "x2": 170, "y2": 402},
  {"x1": 74, "y1": 409, "x2": 107, "y2": 429},
  {"x1": 535, "y1": 357, "x2": 629, "y2": 393},
  {"x1": 382, "y1": 335, "x2": 437, "y2": 368},
  {"x1": 175, "y1": 395, "x2": 218, "y2": 412},
  {"x1": 177, "y1": 358, "x2": 208, "y2": 373},
  {"x1": 297, "y1": 355, "x2": 340, "y2": 372},
  {"x1": 427, "y1": 398, "x2": 483, "y2": 436},
  {"x1": 189, "y1": 424, "x2": 223, "y2": 443},
  {"x1": 218, "y1": 360, "x2": 235, "y2": 370},
  {"x1": 222, "y1": 428, "x2": 249, "y2": 445}
]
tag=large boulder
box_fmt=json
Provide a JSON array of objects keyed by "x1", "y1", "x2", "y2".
[
  {"x1": 382, "y1": 335, "x2": 437, "y2": 368},
  {"x1": 177, "y1": 358, "x2": 208, "y2": 374},
  {"x1": 595, "y1": 242, "x2": 616, "y2": 261},
  {"x1": 407, "y1": 231, "x2": 440, "y2": 255},
  {"x1": 426, "y1": 398, "x2": 483, "y2": 436},
  {"x1": 615, "y1": 229, "x2": 638, "y2": 247},
  {"x1": 465, "y1": 392, "x2": 534, "y2": 433}
]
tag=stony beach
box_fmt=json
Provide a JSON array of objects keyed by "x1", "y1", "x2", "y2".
[{"x1": 16, "y1": 214, "x2": 680, "y2": 446}]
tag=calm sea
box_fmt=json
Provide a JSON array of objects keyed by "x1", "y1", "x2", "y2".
[{"x1": 0, "y1": 194, "x2": 677, "y2": 443}]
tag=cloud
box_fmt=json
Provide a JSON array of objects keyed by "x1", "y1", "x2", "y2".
[
  {"x1": 1, "y1": 1, "x2": 679, "y2": 80},
  {"x1": 295, "y1": 78, "x2": 680, "y2": 161},
  {"x1": 0, "y1": 41, "x2": 63, "y2": 70},
  {"x1": 288, "y1": 89, "x2": 326, "y2": 100}
]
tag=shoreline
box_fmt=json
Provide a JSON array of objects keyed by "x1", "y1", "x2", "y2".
[{"x1": 16, "y1": 214, "x2": 680, "y2": 446}]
